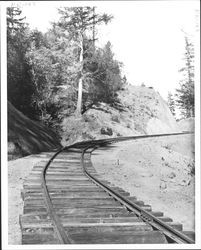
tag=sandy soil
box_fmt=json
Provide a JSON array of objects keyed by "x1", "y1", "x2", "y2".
[
  {"x1": 91, "y1": 134, "x2": 195, "y2": 231},
  {"x1": 8, "y1": 152, "x2": 54, "y2": 245}
]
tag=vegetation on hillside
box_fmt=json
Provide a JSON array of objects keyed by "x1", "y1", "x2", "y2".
[
  {"x1": 7, "y1": 6, "x2": 195, "y2": 139},
  {"x1": 175, "y1": 34, "x2": 195, "y2": 118},
  {"x1": 167, "y1": 34, "x2": 195, "y2": 120},
  {"x1": 7, "y1": 6, "x2": 124, "y2": 135},
  {"x1": 7, "y1": 7, "x2": 36, "y2": 119}
]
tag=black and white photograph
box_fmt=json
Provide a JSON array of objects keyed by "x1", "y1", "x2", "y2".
[{"x1": 1, "y1": 0, "x2": 200, "y2": 249}]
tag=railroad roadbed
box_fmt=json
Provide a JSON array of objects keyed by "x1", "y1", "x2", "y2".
[{"x1": 19, "y1": 134, "x2": 195, "y2": 244}]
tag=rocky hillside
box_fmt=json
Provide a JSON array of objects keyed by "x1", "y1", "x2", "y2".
[
  {"x1": 8, "y1": 101, "x2": 61, "y2": 160},
  {"x1": 61, "y1": 85, "x2": 180, "y2": 145},
  {"x1": 118, "y1": 85, "x2": 180, "y2": 134}
]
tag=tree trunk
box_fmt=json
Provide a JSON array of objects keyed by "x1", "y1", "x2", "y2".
[
  {"x1": 76, "y1": 34, "x2": 83, "y2": 116},
  {"x1": 76, "y1": 77, "x2": 83, "y2": 115}
]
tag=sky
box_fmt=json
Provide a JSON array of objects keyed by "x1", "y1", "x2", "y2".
[{"x1": 9, "y1": 1, "x2": 200, "y2": 100}]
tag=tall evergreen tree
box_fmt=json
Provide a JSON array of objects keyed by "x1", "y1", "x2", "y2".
[
  {"x1": 57, "y1": 7, "x2": 113, "y2": 116},
  {"x1": 175, "y1": 34, "x2": 194, "y2": 118},
  {"x1": 91, "y1": 41, "x2": 123, "y2": 102}
]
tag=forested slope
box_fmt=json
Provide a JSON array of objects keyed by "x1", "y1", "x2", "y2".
[{"x1": 6, "y1": 6, "x2": 194, "y2": 155}]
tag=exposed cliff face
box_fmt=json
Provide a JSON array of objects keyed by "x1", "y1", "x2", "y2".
[
  {"x1": 61, "y1": 85, "x2": 180, "y2": 145},
  {"x1": 8, "y1": 101, "x2": 61, "y2": 159}
]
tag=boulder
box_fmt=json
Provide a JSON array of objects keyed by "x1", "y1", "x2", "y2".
[{"x1": 100, "y1": 127, "x2": 113, "y2": 136}]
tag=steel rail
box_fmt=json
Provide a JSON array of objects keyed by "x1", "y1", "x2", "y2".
[
  {"x1": 81, "y1": 147, "x2": 195, "y2": 244},
  {"x1": 41, "y1": 146, "x2": 74, "y2": 244},
  {"x1": 71, "y1": 131, "x2": 193, "y2": 148},
  {"x1": 41, "y1": 131, "x2": 194, "y2": 244}
]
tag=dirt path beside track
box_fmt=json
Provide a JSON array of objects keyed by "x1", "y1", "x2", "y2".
[{"x1": 92, "y1": 134, "x2": 195, "y2": 231}]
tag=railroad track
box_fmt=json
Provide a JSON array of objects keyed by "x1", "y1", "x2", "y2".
[{"x1": 20, "y1": 132, "x2": 195, "y2": 244}]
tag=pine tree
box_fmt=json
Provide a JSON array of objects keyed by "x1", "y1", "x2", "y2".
[
  {"x1": 57, "y1": 7, "x2": 113, "y2": 116},
  {"x1": 167, "y1": 92, "x2": 175, "y2": 116},
  {"x1": 7, "y1": 7, "x2": 26, "y2": 38},
  {"x1": 92, "y1": 41, "x2": 123, "y2": 102},
  {"x1": 175, "y1": 34, "x2": 194, "y2": 118}
]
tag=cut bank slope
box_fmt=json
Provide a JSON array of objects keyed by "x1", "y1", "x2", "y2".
[
  {"x1": 8, "y1": 101, "x2": 61, "y2": 159},
  {"x1": 61, "y1": 85, "x2": 180, "y2": 145}
]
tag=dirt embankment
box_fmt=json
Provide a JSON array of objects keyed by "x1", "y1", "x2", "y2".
[
  {"x1": 91, "y1": 134, "x2": 195, "y2": 231},
  {"x1": 177, "y1": 117, "x2": 195, "y2": 132},
  {"x1": 61, "y1": 85, "x2": 180, "y2": 145},
  {"x1": 8, "y1": 101, "x2": 61, "y2": 159}
]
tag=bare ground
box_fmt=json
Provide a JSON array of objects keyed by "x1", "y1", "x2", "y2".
[
  {"x1": 8, "y1": 152, "x2": 54, "y2": 244},
  {"x1": 91, "y1": 134, "x2": 195, "y2": 231}
]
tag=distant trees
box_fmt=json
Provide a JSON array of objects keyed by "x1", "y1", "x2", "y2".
[
  {"x1": 175, "y1": 34, "x2": 195, "y2": 118},
  {"x1": 167, "y1": 92, "x2": 176, "y2": 116}
]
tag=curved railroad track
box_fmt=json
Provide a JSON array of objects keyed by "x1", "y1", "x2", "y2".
[{"x1": 20, "y1": 132, "x2": 195, "y2": 244}]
